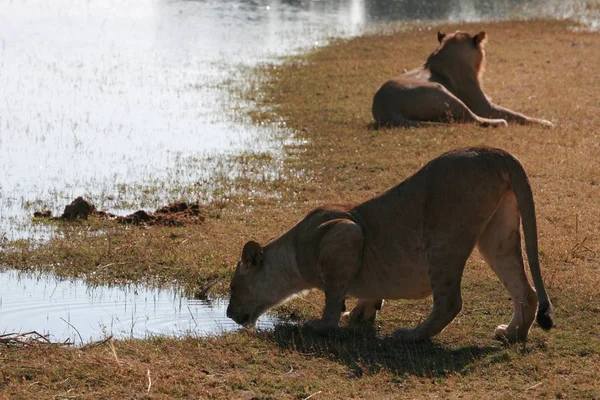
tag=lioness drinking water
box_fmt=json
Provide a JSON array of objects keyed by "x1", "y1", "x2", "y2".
[
  {"x1": 227, "y1": 147, "x2": 554, "y2": 342},
  {"x1": 372, "y1": 31, "x2": 554, "y2": 128}
]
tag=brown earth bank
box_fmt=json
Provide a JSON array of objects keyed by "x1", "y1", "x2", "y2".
[
  {"x1": 34, "y1": 196, "x2": 206, "y2": 227},
  {"x1": 1, "y1": 19, "x2": 599, "y2": 399}
]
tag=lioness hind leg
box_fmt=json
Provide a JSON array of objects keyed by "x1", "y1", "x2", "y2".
[
  {"x1": 373, "y1": 85, "x2": 506, "y2": 128},
  {"x1": 477, "y1": 192, "x2": 537, "y2": 342},
  {"x1": 482, "y1": 104, "x2": 554, "y2": 128},
  {"x1": 441, "y1": 95, "x2": 507, "y2": 127},
  {"x1": 305, "y1": 218, "x2": 364, "y2": 332},
  {"x1": 342, "y1": 299, "x2": 384, "y2": 325}
]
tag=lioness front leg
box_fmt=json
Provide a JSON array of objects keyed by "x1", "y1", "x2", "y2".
[
  {"x1": 305, "y1": 218, "x2": 364, "y2": 332},
  {"x1": 393, "y1": 284, "x2": 463, "y2": 341},
  {"x1": 430, "y1": 86, "x2": 508, "y2": 127},
  {"x1": 342, "y1": 299, "x2": 384, "y2": 325},
  {"x1": 482, "y1": 104, "x2": 553, "y2": 128},
  {"x1": 393, "y1": 251, "x2": 467, "y2": 342}
]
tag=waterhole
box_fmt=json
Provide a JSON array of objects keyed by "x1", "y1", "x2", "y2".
[{"x1": 0, "y1": 269, "x2": 276, "y2": 345}]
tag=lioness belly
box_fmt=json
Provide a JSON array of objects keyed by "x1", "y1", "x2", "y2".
[{"x1": 348, "y1": 260, "x2": 432, "y2": 300}]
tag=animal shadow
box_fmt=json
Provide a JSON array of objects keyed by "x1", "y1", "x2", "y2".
[{"x1": 263, "y1": 323, "x2": 500, "y2": 378}]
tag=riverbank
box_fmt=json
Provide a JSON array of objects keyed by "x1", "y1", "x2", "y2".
[{"x1": 1, "y1": 19, "x2": 599, "y2": 398}]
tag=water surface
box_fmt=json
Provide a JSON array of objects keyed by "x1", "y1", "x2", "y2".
[
  {"x1": 0, "y1": 0, "x2": 596, "y2": 241},
  {"x1": 0, "y1": 269, "x2": 273, "y2": 345}
]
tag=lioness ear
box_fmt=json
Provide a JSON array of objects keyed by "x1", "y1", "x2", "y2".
[
  {"x1": 473, "y1": 31, "x2": 487, "y2": 47},
  {"x1": 437, "y1": 31, "x2": 446, "y2": 43},
  {"x1": 241, "y1": 240, "x2": 263, "y2": 267}
]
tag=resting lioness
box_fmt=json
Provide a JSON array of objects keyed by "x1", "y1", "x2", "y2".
[
  {"x1": 227, "y1": 147, "x2": 554, "y2": 342},
  {"x1": 371, "y1": 30, "x2": 554, "y2": 128}
]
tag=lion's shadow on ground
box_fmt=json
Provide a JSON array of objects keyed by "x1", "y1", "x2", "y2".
[{"x1": 262, "y1": 323, "x2": 504, "y2": 378}]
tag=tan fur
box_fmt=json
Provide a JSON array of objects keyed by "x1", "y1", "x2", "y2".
[
  {"x1": 371, "y1": 31, "x2": 554, "y2": 128},
  {"x1": 227, "y1": 147, "x2": 554, "y2": 342}
]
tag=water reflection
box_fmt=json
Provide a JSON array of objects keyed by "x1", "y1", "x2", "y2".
[
  {"x1": 0, "y1": 269, "x2": 274, "y2": 345},
  {"x1": 0, "y1": 0, "x2": 368, "y2": 241},
  {"x1": 365, "y1": 0, "x2": 586, "y2": 22},
  {"x1": 0, "y1": 0, "x2": 596, "y2": 241}
]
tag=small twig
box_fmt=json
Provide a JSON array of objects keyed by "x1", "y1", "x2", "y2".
[
  {"x1": 194, "y1": 279, "x2": 218, "y2": 300},
  {"x1": 81, "y1": 335, "x2": 114, "y2": 350},
  {"x1": 187, "y1": 306, "x2": 198, "y2": 327},
  {"x1": 527, "y1": 382, "x2": 543, "y2": 390},
  {"x1": 29, "y1": 331, "x2": 51, "y2": 343},
  {"x1": 0, "y1": 331, "x2": 72, "y2": 347},
  {"x1": 96, "y1": 262, "x2": 115, "y2": 270},
  {"x1": 146, "y1": 369, "x2": 152, "y2": 393},
  {"x1": 286, "y1": 365, "x2": 294, "y2": 374},
  {"x1": 570, "y1": 237, "x2": 597, "y2": 257},
  {"x1": 60, "y1": 317, "x2": 84, "y2": 346},
  {"x1": 303, "y1": 390, "x2": 322, "y2": 400}
]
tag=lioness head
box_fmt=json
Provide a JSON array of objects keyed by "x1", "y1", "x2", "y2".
[
  {"x1": 226, "y1": 241, "x2": 267, "y2": 327},
  {"x1": 428, "y1": 30, "x2": 487, "y2": 79},
  {"x1": 227, "y1": 239, "x2": 302, "y2": 328}
]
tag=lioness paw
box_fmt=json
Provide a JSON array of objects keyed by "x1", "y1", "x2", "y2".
[
  {"x1": 494, "y1": 324, "x2": 531, "y2": 343},
  {"x1": 494, "y1": 324, "x2": 525, "y2": 343},
  {"x1": 494, "y1": 324, "x2": 510, "y2": 341},
  {"x1": 490, "y1": 119, "x2": 508, "y2": 128}
]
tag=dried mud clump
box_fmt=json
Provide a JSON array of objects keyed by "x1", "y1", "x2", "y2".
[
  {"x1": 34, "y1": 198, "x2": 205, "y2": 227},
  {"x1": 115, "y1": 202, "x2": 205, "y2": 227},
  {"x1": 62, "y1": 196, "x2": 96, "y2": 220},
  {"x1": 33, "y1": 197, "x2": 96, "y2": 221}
]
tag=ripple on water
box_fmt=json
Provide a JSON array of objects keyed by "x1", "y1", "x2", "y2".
[{"x1": 0, "y1": 269, "x2": 276, "y2": 345}]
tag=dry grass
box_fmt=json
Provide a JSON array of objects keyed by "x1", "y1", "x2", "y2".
[{"x1": 1, "y1": 19, "x2": 599, "y2": 399}]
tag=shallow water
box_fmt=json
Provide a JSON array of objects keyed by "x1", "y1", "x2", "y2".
[
  {"x1": 0, "y1": 269, "x2": 274, "y2": 345},
  {"x1": 0, "y1": 0, "x2": 597, "y2": 241},
  {"x1": 0, "y1": 0, "x2": 368, "y2": 240}
]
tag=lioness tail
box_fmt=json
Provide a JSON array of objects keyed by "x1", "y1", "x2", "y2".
[{"x1": 504, "y1": 153, "x2": 554, "y2": 331}]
